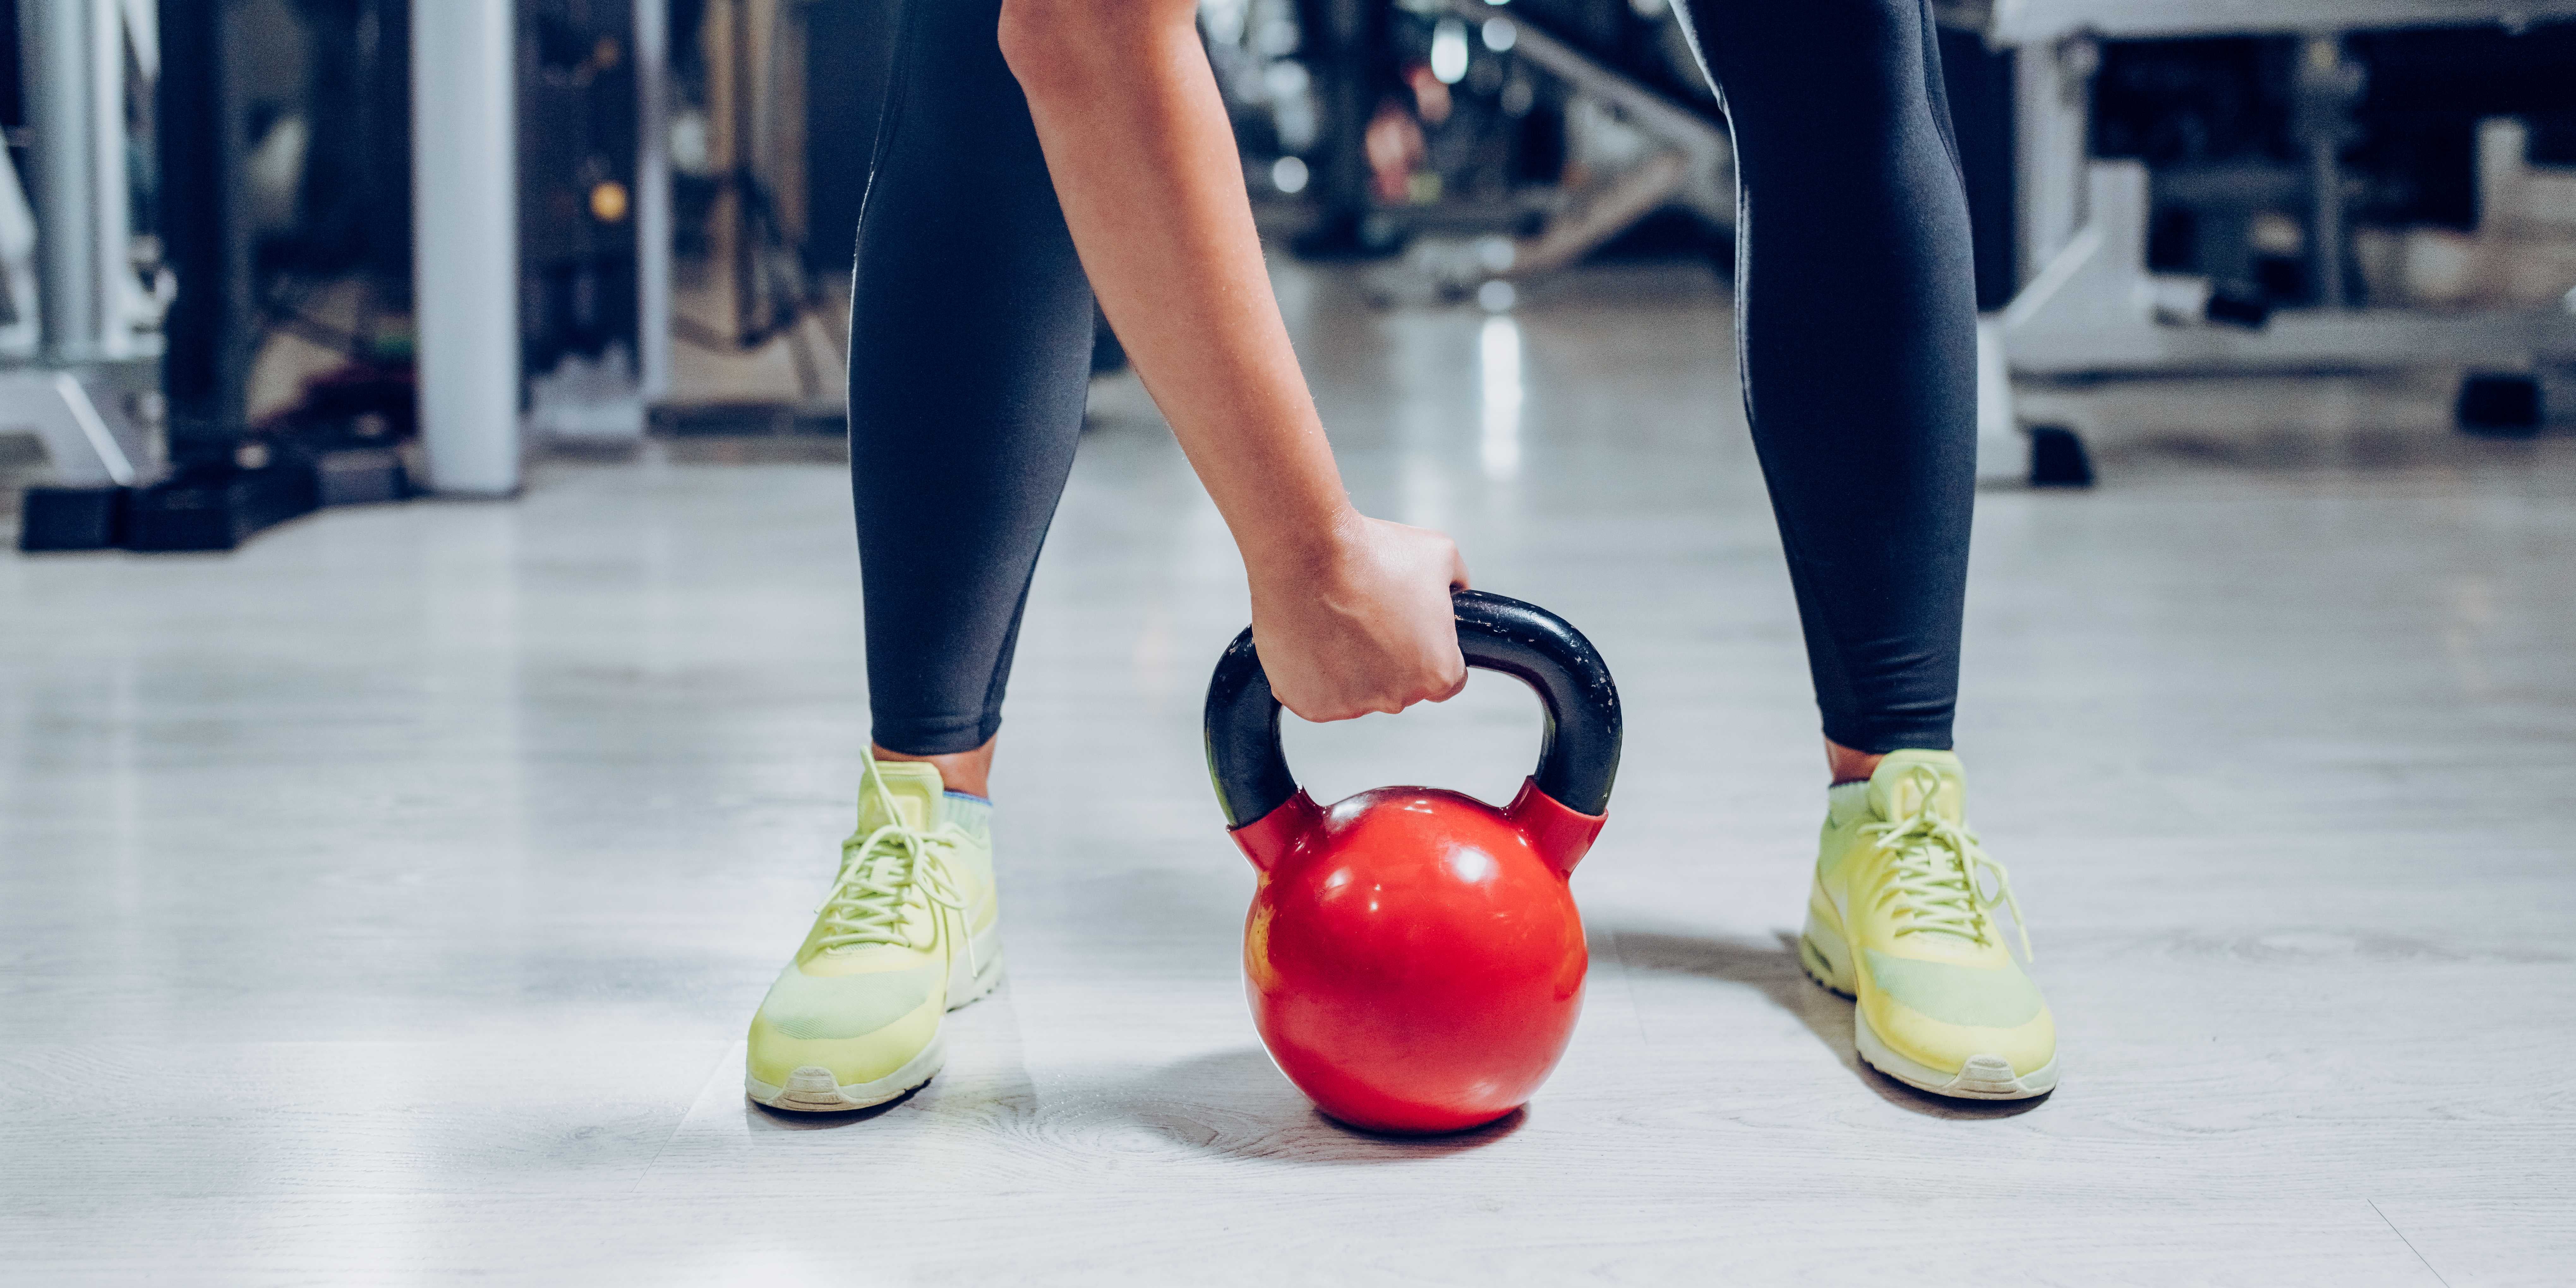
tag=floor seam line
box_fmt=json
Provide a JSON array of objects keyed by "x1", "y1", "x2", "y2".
[
  {"x1": 632, "y1": 1043, "x2": 737, "y2": 1195},
  {"x1": 2368, "y1": 1197, "x2": 2454, "y2": 1288}
]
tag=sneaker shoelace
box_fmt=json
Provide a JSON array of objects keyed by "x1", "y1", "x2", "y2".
[
  {"x1": 814, "y1": 758, "x2": 977, "y2": 972},
  {"x1": 1860, "y1": 766, "x2": 2033, "y2": 960}
]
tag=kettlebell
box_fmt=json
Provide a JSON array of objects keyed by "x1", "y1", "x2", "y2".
[{"x1": 1203, "y1": 589, "x2": 1622, "y2": 1134}]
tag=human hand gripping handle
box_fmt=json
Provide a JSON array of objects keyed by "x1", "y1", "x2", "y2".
[
  {"x1": 1206, "y1": 587, "x2": 1624, "y2": 831},
  {"x1": 1248, "y1": 513, "x2": 1470, "y2": 724}
]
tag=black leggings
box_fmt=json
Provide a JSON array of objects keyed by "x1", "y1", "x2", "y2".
[{"x1": 849, "y1": 0, "x2": 1976, "y2": 757}]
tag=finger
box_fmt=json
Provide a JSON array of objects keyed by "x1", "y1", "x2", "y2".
[
  {"x1": 1448, "y1": 543, "x2": 1471, "y2": 591},
  {"x1": 1284, "y1": 692, "x2": 1364, "y2": 724},
  {"x1": 1426, "y1": 633, "x2": 1469, "y2": 702},
  {"x1": 1428, "y1": 669, "x2": 1469, "y2": 704}
]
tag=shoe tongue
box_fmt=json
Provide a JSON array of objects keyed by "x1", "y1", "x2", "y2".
[
  {"x1": 1869, "y1": 749, "x2": 1966, "y2": 822},
  {"x1": 857, "y1": 761, "x2": 946, "y2": 832}
]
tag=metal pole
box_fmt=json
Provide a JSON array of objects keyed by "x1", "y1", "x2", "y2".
[
  {"x1": 156, "y1": 0, "x2": 250, "y2": 464},
  {"x1": 729, "y1": 0, "x2": 756, "y2": 342},
  {"x1": 2299, "y1": 35, "x2": 2359, "y2": 312},
  {"x1": 2309, "y1": 136, "x2": 2346, "y2": 311},
  {"x1": 410, "y1": 0, "x2": 521, "y2": 495},
  {"x1": 635, "y1": 0, "x2": 673, "y2": 403},
  {"x1": 86, "y1": 0, "x2": 133, "y2": 356},
  {"x1": 23, "y1": 0, "x2": 102, "y2": 362}
]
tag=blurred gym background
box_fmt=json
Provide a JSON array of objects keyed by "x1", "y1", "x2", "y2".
[
  {"x1": 5, "y1": 0, "x2": 2576, "y2": 548},
  {"x1": 6, "y1": 8, "x2": 2576, "y2": 1279}
]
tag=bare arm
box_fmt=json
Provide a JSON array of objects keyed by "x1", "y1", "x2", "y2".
[{"x1": 998, "y1": 0, "x2": 1464, "y2": 721}]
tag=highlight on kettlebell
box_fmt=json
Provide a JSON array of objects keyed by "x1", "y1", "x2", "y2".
[{"x1": 1201, "y1": 589, "x2": 1623, "y2": 1135}]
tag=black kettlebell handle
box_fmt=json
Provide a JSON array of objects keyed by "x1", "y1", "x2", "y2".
[{"x1": 1204, "y1": 589, "x2": 1622, "y2": 828}]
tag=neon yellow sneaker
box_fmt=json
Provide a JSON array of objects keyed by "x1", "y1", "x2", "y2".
[
  {"x1": 745, "y1": 755, "x2": 1003, "y2": 1111},
  {"x1": 1798, "y1": 750, "x2": 2058, "y2": 1099}
]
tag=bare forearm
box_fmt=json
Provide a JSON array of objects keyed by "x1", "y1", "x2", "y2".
[
  {"x1": 999, "y1": 1, "x2": 1351, "y2": 569},
  {"x1": 996, "y1": 2, "x2": 1466, "y2": 722}
]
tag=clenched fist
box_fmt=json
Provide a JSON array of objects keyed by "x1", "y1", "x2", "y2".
[{"x1": 1249, "y1": 512, "x2": 1470, "y2": 723}]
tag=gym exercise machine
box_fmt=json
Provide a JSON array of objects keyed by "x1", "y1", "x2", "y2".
[
  {"x1": 5, "y1": 0, "x2": 163, "y2": 545},
  {"x1": 1409, "y1": 1, "x2": 2042, "y2": 476},
  {"x1": 1979, "y1": 1, "x2": 2576, "y2": 442},
  {"x1": 1425, "y1": 0, "x2": 1733, "y2": 284},
  {"x1": 647, "y1": 0, "x2": 857, "y2": 435},
  {"x1": 522, "y1": 0, "x2": 661, "y2": 445},
  {"x1": 1284, "y1": 2, "x2": 2576, "y2": 480},
  {"x1": 16, "y1": 0, "x2": 686, "y2": 549}
]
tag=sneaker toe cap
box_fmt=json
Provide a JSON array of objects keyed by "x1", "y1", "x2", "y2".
[
  {"x1": 747, "y1": 962, "x2": 946, "y2": 1086},
  {"x1": 1858, "y1": 949, "x2": 2056, "y2": 1076}
]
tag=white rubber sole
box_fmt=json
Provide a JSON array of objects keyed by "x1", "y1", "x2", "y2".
[
  {"x1": 1853, "y1": 1013, "x2": 2059, "y2": 1100},
  {"x1": 748, "y1": 1031, "x2": 952, "y2": 1112},
  {"x1": 745, "y1": 919, "x2": 1006, "y2": 1113},
  {"x1": 1799, "y1": 905, "x2": 2058, "y2": 1102}
]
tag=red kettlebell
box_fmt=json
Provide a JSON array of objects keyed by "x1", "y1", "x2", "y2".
[{"x1": 1204, "y1": 590, "x2": 1622, "y2": 1135}]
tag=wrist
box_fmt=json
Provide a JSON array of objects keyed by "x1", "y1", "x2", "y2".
[{"x1": 1239, "y1": 500, "x2": 1362, "y2": 581}]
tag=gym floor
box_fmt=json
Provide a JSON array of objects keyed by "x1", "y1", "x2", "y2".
[{"x1": 4, "y1": 262, "x2": 2570, "y2": 1284}]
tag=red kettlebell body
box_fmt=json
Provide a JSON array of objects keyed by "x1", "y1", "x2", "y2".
[
  {"x1": 1206, "y1": 591, "x2": 1622, "y2": 1136},
  {"x1": 1232, "y1": 779, "x2": 1606, "y2": 1134}
]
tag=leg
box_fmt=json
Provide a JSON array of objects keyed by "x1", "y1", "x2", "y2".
[
  {"x1": 849, "y1": 0, "x2": 1095, "y2": 779},
  {"x1": 1675, "y1": 1, "x2": 2054, "y2": 1100},
  {"x1": 746, "y1": 0, "x2": 1066, "y2": 1109},
  {"x1": 1670, "y1": 0, "x2": 1979, "y2": 767}
]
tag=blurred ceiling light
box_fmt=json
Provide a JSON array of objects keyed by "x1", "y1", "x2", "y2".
[
  {"x1": 1271, "y1": 155, "x2": 1311, "y2": 195},
  {"x1": 1264, "y1": 59, "x2": 1311, "y2": 98},
  {"x1": 591, "y1": 180, "x2": 630, "y2": 223},
  {"x1": 669, "y1": 111, "x2": 712, "y2": 177},
  {"x1": 1430, "y1": 19, "x2": 1469, "y2": 85},
  {"x1": 1200, "y1": 0, "x2": 1250, "y2": 46},
  {"x1": 1483, "y1": 18, "x2": 1517, "y2": 52},
  {"x1": 2249, "y1": 210, "x2": 2305, "y2": 256},
  {"x1": 247, "y1": 115, "x2": 309, "y2": 236}
]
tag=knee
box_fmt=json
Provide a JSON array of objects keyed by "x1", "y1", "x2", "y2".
[{"x1": 997, "y1": 0, "x2": 1190, "y2": 100}]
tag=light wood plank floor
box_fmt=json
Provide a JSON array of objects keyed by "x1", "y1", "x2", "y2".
[{"x1": 4, "y1": 263, "x2": 2572, "y2": 1285}]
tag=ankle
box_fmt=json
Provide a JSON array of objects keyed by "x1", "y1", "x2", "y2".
[
  {"x1": 1824, "y1": 738, "x2": 1885, "y2": 786},
  {"x1": 873, "y1": 739, "x2": 996, "y2": 799}
]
